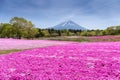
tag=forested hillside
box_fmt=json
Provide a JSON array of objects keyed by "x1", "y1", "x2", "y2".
[{"x1": 0, "y1": 17, "x2": 120, "y2": 39}]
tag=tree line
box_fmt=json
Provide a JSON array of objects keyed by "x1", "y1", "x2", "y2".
[{"x1": 0, "y1": 17, "x2": 120, "y2": 39}]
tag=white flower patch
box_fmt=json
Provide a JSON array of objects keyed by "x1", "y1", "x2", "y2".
[
  {"x1": 86, "y1": 57, "x2": 100, "y2": 61},
  {"x1": 86, "y1": 62, "x2": 94, "y2": 68},
  {"x1": 8, "y1": 68, "x2": 16, "y2": 72},
  {"x1": 68, "y1": 56, "x2": 79, "y2": 60},
  {"x1": 20, "y1": 73, "x2": 26, "y2": 76}
]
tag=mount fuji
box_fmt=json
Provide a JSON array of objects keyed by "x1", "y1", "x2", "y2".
[{"x1": 52, "y1": 20, "x2": 87, "y2": 30}]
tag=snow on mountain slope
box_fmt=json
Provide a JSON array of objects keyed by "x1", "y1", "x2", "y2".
[{"x1": 52, "y1": 20, "x2": 87, "y2": 30}]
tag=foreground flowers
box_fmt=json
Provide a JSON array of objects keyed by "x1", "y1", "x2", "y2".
[{"x1": 0, "y1": 42, "x2": 120, "y2": 79}]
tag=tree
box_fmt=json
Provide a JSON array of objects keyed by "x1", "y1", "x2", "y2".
[
  {"x1": 106, "y1": 27, "x2": 116, "y2": 35},
  {"x1": 10, "y1": 17, "x2": 38, "y2": 39},
  {"x1": 40, "y1": 30, "x2": 50, "y2": 37},
  {"x1": 58, "y1": 30, "x2": 62, "y2": 36},
  {"x1": 22, "y1": 21, "x2": 38, "y2": 39},
  {"x1": 10, "y1": 17, "x2": 28, "y2": 38},
  {"x1": 0, "y1": 23, "x2": 14, "y2": 38},
  {"x1": 80, "y1": 31, "x2": 88, "y2": 36},
  {"x1": 116, "y1": 26, "x2": 120, "y2": 35}
]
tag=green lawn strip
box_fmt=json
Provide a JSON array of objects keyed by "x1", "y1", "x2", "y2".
[{"x1": 0, "y1": 50, "x2": 22, "y2": 54}]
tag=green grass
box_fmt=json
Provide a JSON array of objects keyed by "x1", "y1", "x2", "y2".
[
  {"x1": 0, "y1": 50, "x2": 21, "y2": 54},
  {"x1": 40, "y1": 36, "x2": 120, "y2": 42},
  {"x1": 40, "y1": 36, "x2": 90, "y2": 42}
]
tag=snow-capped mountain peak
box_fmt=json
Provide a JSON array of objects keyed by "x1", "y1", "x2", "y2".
[{"x1": 52, "y1": 20, "x2": 87, "y2": 30}]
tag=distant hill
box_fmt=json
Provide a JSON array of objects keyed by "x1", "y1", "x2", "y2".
[{"x1": 52, "y1": 20, "x2": 87, "y2": 30}]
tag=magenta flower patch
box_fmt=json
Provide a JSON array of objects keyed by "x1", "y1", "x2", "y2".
[{"x1": 0, "y1": 42, "x2": 120, "y2": 79}]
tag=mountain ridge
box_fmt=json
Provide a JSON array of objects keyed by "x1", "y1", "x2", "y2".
[{"x1": 52, "y1": 20, "x2": 87, "y2": 30}]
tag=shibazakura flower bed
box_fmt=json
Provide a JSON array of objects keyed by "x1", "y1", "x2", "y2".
[
  {"x1": 0, "y1": 42, "x2": 120, "y2": 80},
  {"x1": 0, "y1": 38, "x2": 73, "y2": 50}
]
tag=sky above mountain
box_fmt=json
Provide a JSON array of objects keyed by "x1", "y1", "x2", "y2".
[{"x1": 0, "y1": 0, "x2": 120, "y2": 29}]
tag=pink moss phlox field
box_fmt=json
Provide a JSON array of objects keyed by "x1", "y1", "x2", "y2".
[
  {"x1": 0, "y1": 38, "x2": 73, "y2": 50},
  {"x1": 0, "y1": 42, "x2": 120, "y2": 79}
]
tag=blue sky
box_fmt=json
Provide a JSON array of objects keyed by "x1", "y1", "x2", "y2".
[{"x1": 0, "y1": 0, "x2": 120, "y2": 29}]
